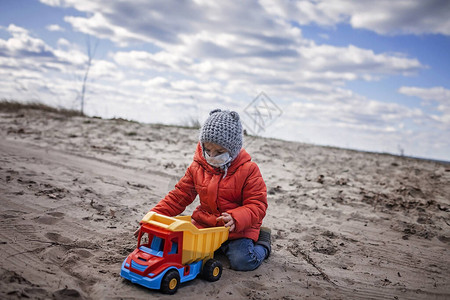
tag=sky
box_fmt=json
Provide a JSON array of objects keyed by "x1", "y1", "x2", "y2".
[{"x1": 1, "y1": 0, "x2": 449, "y2": 161}]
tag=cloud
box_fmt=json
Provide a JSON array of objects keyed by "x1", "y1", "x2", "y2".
[
  {"x1": 46, "y1": 24, "x2": 65, "y2": 32},
  {"x1": 260, "y1": 0, "x2": 450, "y2": 36},
  {"x1": 44, "y1": 0, "x2": 303, "y2": 49},
  {"x1": 297, "y1": 44, "x2": 422, "y2": 76},
  {"x1": 0, "y1": 25, "x2": 87, "y2": 68},
  {"x1": 112, "y1": 42, "x2": 423, "y2": 93},
  {"x1": 0, "y1": 24, "x2": 124, "y2": 108},
  {"x1": 90, "y1": 60, "x2": 122, "y2": 80},
  {"x1": 399, "y1": 86, "x2": 450, "y2": 125},
  {"x1": 56, "y1": 0, "x2": 208, "y2": 47},
  {"x1": 40, "y1": 0, "x2": 62, "y2": 6},
  {"x1": 286, "y1": 93, "x2": 421, "y2": 131},
  {"x1": 44, "y1": 0, "x2": 423, "y2": 87},
  {"x1": 347, "y1": 0, "x2": 450, "y2": 36},
  {"x1": 64, "y1": 13, "x2": 153, "y2": 47},
  {"x1": 57, "y1": 38, "x2": 70, "y2": 47},
  {"x1": 398, "y1": 86, "x2": 450, "y2": 102},
  {"x1": 262, "y1": 96, "x2": 428, "y2": 157},
  {"x1": 0, "y1": 24, "x2": 54, "y2": 58},
  {"x1": 112, "y1": 50, "x2": 192, "y2": 72}
]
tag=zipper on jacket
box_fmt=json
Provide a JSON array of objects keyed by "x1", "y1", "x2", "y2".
[{"x1": 206, "y1": 172, "x2": 222, "y2": 215}]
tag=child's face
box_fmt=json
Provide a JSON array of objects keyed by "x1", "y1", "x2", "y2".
[{"x1": 203, "y1": 142, "x2": 228, "y2": 157}]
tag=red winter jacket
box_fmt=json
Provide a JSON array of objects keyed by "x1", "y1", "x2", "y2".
[{"x1": 151, "y1": 143, "x2": 267, "y2": 242}]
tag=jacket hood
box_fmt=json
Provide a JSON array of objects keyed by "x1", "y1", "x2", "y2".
[{"x1": 194, "y1": 142, "x2": 251, "y2": 175}]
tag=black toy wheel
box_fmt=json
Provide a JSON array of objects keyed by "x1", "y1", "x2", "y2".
[
  {"x1": 160, "y1": 269, "x2": 180, "y2": 294},
  {"x1": 202, "y1": 259, "x2": 223, "y2": 282}
]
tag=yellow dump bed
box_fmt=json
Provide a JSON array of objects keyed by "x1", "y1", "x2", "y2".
[{"x1": 141, "y1": 212, "x2": 229, "y2": 265}]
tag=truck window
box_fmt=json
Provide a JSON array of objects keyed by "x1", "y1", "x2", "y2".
[
  {"x1": 150, "y1": 236, "x2": 165, "y2": 252},
  {"x1": 168, "y1": 238, "x2": 178, "y2": 255},
  {"x1": 138, "y1": 233, "x2": 165, "y2": 257},
  {"x1": 140, "y1": 232, "x2": 150, "y2": 246}
]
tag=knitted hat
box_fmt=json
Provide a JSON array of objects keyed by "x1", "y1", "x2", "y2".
[{"x1": 200, "y1": 109, "x2": 243, "y2": 160}]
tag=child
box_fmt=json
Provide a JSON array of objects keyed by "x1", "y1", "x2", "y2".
[{"x1": 150, "y1": 109, "x2": 270, "y2": 271}]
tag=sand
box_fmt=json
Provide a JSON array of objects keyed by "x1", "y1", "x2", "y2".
[{"x1": 1, "y1": 106, "x2": 449, "y2": 299}]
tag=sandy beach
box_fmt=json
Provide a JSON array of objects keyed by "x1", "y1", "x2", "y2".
[{"x1": 1, "y1": 105, "x2": 449, "y2": 299}]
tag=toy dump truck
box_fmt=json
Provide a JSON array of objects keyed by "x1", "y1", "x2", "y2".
[{"x1": 120, "y1": 212, "x2": 229, "y2": 294}]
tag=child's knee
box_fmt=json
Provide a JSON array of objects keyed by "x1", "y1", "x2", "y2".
[{"x1": 228, "y1": 251, "x2": 259, "y2": 271}]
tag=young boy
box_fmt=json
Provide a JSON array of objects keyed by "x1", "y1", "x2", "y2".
[{"x1": 150, "y1": 109, "x2": 270, "y2": 271}]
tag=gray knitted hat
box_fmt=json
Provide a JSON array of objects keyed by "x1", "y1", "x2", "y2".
[{"x1": 200, "y1": 109, "x2": 243, "y2": 160}]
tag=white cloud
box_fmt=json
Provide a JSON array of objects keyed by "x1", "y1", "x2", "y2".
[
  {"x1": 398, "y1": 86, "x2": 450, "y2": 103},
  {"x1": 90, "y1": 60, "x2": 123, "y2": 80},
  {"x1": 0, "y1": 24, "x2": 54, "y2": 58},
  {"x1": 47, "y1": 0, "x2": 424, "y2": 89},
  {"x1": 347, "y1": 0, "x2": 450, "y2": 36},
  {"x1": 0, "y1": 24, "x2": 124, "y2": 109},
  {"x1": 111, "y1": 41, "x2": 423, "y2": 96},
  {"x1": 40, "y1": 0, "x2": 100, "y2": 11},
  {"x1": 264, "y1": 95, "x2": 444, "y2": 159},
  {"x1": 286, "y1": 94, "x2": 421, "y2": 131},
  {"x1": 399, "y1": 86, "x2": 450, "y2": 125},
  {"x1": 113, "y1": 51, "x2": 192, "y2": 72},
  {"x1": 39, "y1": 0, "x2": 62, "y2": 6},
  {"x1": 46, "y1": 24, "x2": 65, "y2": 32},
  {"x1": 64, "y1": 14, "x2": 153, "y2": 47},
  {"x1": 298, "y1": 44, "x2": 422, "y2": 76},
  {"x1": 261, "y1": 0, "x2": 450, "y2": 36},
  {"x1": 57, "y1": 38, "x2": 70, "y2": 47}
]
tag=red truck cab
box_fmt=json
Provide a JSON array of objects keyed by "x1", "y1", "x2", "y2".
[{"x1": 124, "y1": 224, "x2": 184, "y2": 279}]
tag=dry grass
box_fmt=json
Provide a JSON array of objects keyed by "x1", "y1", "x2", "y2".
[{"x1": 0, "y1": 100, "x2": 84, "y2": 117}]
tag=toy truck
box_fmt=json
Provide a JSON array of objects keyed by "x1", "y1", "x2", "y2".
[{"x1": 120, "y1": 212, "x2": 229, "y2": 294}]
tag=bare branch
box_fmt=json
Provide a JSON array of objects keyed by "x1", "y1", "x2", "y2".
[{"x1": 80, "y1": 36, "x2": 99, "y2": 114}]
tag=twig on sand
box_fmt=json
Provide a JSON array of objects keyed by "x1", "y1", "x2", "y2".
[
  {"x1": 7, "y1": 246, "x2": 47, "y2": 258},
  {"x1": 288, "y1": 242, "x2": 337, "y2": 285},
  {"x1": 30, "y1": 238, "x2": 98, "y2": 249},
  {"x1": 7, "y1": 239, "x2": 80, "y2": 258},
  {"x1": 299, "y1": 250, "x2": 337, "y2": 286},
  {"x1": 26, "y1": 239, "x2": 72, "y2": 247},
  {"x1": 291, "y1": 250, "x2": 337, "y2": 286},
  {"x1": 9, "y1": 239, "x2": 98, "y2": 254}
]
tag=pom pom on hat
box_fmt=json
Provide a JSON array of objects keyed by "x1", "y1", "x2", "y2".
[{"x1": 200, "y1": 109, "x2": 243, "y2": 160}]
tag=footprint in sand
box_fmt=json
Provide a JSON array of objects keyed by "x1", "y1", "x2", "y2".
[
  {"x1": 312, "y1": 237, "x2": 338, "y2": 256},
  {"x1": 241, "y1": 280, "x2": 269, "y2": 291},
  {"x1": 47, "y1": 211, "x2": 65, "y2": 218},
  {"x1": 45, "y1": 232, "x2": 98, "y2": 252},
  {"x1": 33, "y1": 216, "x2": 61, "y2": 225},
  {"x1": 72, "y1": 249, "x2": 93, "y2": 258},
  {"x1": 33, "y1": 212, "x2": 65, "y2": 225},
  {"x1": 52, "y1": 288, "x2": 84, "y2": 299},
  {"x1": 45, "y1": 232, "x2": 73, "y2": 244},
  {"x1": 0, "y1": 210, "x2": 27, "y2": 219}
]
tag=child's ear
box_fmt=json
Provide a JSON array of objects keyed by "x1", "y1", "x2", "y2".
[{"x1": 230, "y1": 111, "x2": 239, "y2": 121}]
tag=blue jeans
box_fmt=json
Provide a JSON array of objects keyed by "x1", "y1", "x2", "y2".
[{"x1": 220, "y1": 238, "x2": 268, "y2": 271}]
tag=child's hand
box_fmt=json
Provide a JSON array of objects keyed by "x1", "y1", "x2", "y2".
[{"x1": 217, "y1": 212, "x2": 235, "y2": 232}]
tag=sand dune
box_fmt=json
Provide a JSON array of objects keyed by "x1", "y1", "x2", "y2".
[{"x1": 1, "y1": 106, "x2": 449, "y2": 299}]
